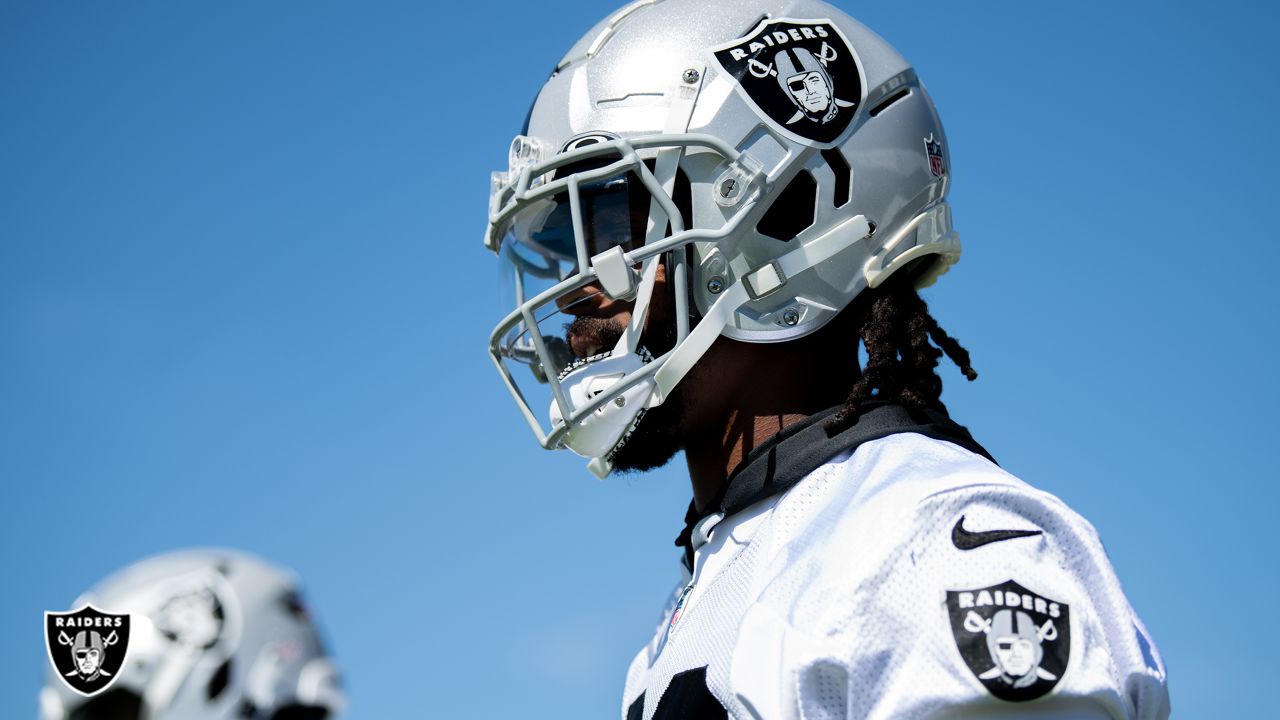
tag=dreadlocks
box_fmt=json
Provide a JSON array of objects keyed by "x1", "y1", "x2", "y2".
[{"x1": 826, "y1": 273, "x2": 978, "y2": 434}]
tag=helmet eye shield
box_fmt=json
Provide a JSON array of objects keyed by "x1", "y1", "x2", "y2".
[{"x1": 500, "y1": 156, "x2": 655, "y2": 271}]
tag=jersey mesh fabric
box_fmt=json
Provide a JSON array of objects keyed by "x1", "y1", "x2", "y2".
[
  {"x1": 622, "y1": 433, "x2": 1170, "y2": 719},
  {"x1": 797, "y1": 658, "x2": 849, "y2": 719},
  {"x1": 642, "y1": 532, "x2": 764, "y2": 718}
]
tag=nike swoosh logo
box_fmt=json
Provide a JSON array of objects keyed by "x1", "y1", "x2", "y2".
[{"x1": 951, "y1": 515, "x2": 1043, "y2": 550}]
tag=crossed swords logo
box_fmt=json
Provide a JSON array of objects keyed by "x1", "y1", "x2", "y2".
[{"x1": 747, "y1": 40, "x2": 840, "y2": 78}]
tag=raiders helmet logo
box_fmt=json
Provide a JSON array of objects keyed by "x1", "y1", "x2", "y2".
[
  {"x1": 709, "y1": 18, "x2": 863, "y2": 146},
  {"x1": 45, "y1": 605, "x2": 132, "y2": 697},
  {"x1": 945, "y1": 580, "x2": 1071, "y2": 702}
]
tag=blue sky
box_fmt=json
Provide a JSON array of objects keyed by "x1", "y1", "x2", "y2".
[{"x1": 2, "y1": 0, "x2": 1277, "y2": 717}]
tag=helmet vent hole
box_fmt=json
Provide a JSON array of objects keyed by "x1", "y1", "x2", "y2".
[
  {"x1": 757, "y1": 171, "x2": 817, "y2": 242},
  {"x1": 820, "y1": 149, "x2": 853, "y2": 208},
  {"x1": 207, "y1": 658, "x2": 232, "y2": 700},
  {"x1": 869, "y1": 87, "x2": 911, "y2": 117}
]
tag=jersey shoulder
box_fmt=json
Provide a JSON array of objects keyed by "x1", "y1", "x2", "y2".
[{"x1": 732, "y1": 432, "x2": 1170, "y2": 719}]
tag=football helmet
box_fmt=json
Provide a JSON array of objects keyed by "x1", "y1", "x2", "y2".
[
  {"x1": 39, "y1": 549, "x2": 345, "y2": 720},
  {"x1": 485, "y1": 0, "x2": 959, "y2": 477}
]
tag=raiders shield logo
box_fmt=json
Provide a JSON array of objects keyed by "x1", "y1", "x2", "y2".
[
  {"x1": 710, "y1": 18, "x2": 863, "y2": 146},
  {"x1": 45, "y1": 605, "x2": 131, "y2": 697},
  {"x1": 945, "y1": 580, "x2": 1070, "y2": 702}
]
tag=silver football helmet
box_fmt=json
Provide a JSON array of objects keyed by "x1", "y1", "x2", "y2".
[
  {"x1": 39, "y1": 549, "x2": 345, "y2": 720},
  {"x1": 485, "y1": 0, "x2": 958, "y2": 477}
]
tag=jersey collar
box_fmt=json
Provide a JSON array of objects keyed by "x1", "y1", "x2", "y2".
[{"x1": 674, "y1": 402, "x2": 994, "y2": 570}]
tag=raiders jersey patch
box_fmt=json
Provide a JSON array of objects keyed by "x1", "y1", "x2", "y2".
[{"x1": 945, "y1": 580, "x2": 1070, "y2": 702}]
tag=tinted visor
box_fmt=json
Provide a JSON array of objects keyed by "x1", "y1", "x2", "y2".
[{"x1": 509, "y1": 165, "x2": 651, "y2": 271}]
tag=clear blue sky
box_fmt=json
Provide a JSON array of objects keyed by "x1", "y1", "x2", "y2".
[{"x1": 2, "y1": 1, "x2": 1276, "y2": 717}]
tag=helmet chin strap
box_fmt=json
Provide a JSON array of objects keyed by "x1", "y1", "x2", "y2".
[{"x1": 553, "y1": 349, "x2": 655, "y2": 479}]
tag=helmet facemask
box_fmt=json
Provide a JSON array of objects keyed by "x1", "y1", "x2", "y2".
[{"x1": 488, "y1": 135, "x2": 758, "y2": 477}]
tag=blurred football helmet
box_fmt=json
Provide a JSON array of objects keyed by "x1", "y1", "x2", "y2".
[
  {"x1": 39, "y1": 549, "x2": 344, "y2": 720},
  {"x1": 485, "y1": 0, "x2": 959, "y2": 477}
]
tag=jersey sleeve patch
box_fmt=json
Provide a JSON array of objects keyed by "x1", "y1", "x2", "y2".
[{"x1": 945, "y1": 579, "x2": 1070, "y2": 702}]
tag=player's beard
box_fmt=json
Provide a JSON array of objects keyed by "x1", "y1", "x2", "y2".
[
  {"x1": 609, "y1": 383, "x2": 685, "y2": 473},
  {"x1": 564, "y1": 314, "x2": 685, "y2": 473}
]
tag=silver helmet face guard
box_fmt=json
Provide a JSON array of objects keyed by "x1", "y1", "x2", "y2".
[{"x1": 486, "y1": 135, "x2": 757, "y2": 471}]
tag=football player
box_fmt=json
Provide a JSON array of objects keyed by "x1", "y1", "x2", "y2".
[
  {"x1": 40, "y1": 549, "x2": 344, "y2": 720},
  {"x1": 482, "y1": 0, "x2": 1171, "y2": 717}
]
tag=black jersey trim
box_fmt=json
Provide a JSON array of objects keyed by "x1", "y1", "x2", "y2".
[
  {"x1": 675, "y1": 402, "x2": 994, "y2": 568},
  {"x1": 651, "y1": 667, "x2": 727, "y2": 719}
]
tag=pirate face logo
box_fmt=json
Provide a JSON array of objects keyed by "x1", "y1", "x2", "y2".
[
  {"x1": 73, "y1": 632, "x2": 108, "y2": 678},
  {"x1": 45, "y1": 605, "x2": 131, "y2": 697},
  {"x1": 984, "y1": 609, "x2": 1051, "y2": 686},
  {"x1": 945, "y1": 580, "x2": 1070, "y2": 702},
  {"x1": 778, "y1": 49, "x2": 836, "y2": 121},
  {"x1": 789, "y1": 71, "x2": 830, "y2": 112},
  {"x1": 710, "y1": 18, "x2": 863, "y2": 146}
]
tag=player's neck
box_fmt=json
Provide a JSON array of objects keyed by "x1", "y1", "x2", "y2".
[
  {"x1": 682, "y1": 344, "x2": 855, "y2": 514},
  {"x1": 677, "y1": 313, "x2": 862, "y2": 512},
  {"x1": 685, "y1": 409, "x2": 814, "y2": 513}
]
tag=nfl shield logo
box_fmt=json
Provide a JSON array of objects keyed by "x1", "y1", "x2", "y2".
[
  {"x1": 45, "y1": 605, "x2": 132, "y2": 697},
  {"x1": 709, "y1": 18, "x2": 863, "y2": 147},
  {"x1": 925, "y1": 134, "x2": 946, "y2": 177}
]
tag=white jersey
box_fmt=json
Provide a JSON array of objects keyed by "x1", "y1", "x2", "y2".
[{"x1": 622, "y1": 408, "x2": 1169, "y2": 720}]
